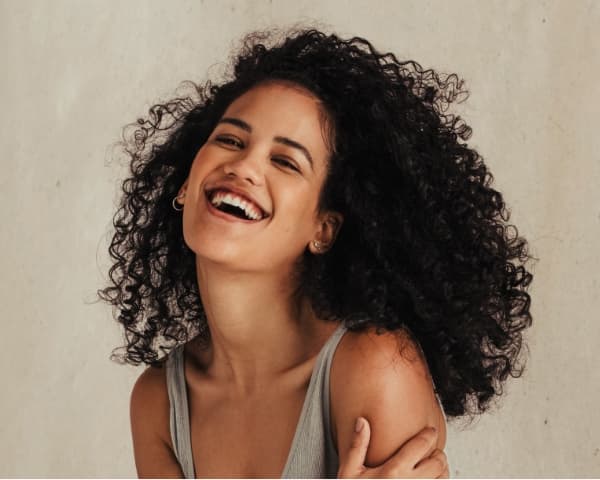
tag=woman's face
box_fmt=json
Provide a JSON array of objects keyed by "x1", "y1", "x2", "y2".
[{"x1": 180, "y1": 81, "x2": 340, "y2": 274}]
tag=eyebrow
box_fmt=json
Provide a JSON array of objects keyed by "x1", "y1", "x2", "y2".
[{"x1": 217, "y1": 117, "x2": 314, "y2": 170}]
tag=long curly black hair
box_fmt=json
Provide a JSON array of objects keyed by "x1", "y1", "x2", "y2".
[{"x1": 98, "y1": 28, "x2": 534, "y2": 418}]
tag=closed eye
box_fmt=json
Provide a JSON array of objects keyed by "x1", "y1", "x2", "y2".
[{"x1": 273, "y1": 157, "x2": 300, "y2": 172}]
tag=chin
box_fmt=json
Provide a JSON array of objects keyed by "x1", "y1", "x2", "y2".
[
  {"x1": 184, "y1": 229, "x2": 236, "y2": 262},
  {"x1": 183, "y1": 230, "x2": 260, "y2": 272}
]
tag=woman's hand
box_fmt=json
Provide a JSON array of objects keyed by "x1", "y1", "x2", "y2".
[{"x1": 337, "y1": 417, "x2": 449, "y2": 478}]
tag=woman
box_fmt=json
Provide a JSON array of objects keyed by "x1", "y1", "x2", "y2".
[{"x1": 99, "y1": 28, "x2": 533, "y2": 478}]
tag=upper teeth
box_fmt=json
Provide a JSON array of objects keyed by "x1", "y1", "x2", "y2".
[{"x1": 210, "y1": 190, "x2": 263, "y2": 220}]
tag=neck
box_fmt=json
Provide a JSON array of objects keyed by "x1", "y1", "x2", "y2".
[{"x1": 191, "y1": 256, "x2": 334, "y2": 395}]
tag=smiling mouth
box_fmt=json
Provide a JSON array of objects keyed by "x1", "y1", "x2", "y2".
[{"x1": 205, "y1": 189, "x2": 268, "y2": 222}]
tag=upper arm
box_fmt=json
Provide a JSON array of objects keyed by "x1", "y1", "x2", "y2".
[
  {"x1": 130, "y1": 365, "x2": 185, "y2": 478},
  {"x1": 330, "y1": 327, "x2": 446, "y2": 468}
]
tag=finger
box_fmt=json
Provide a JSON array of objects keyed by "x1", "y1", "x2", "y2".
[
  {"x1": 414, "y1": 448, "x2": 447, "y2": 479},
  {"x1": 337, "y1": 417, "x2": 371, "y2": 478},
  {"x1": 385, "y1": 426, "x2": 438, "y2": 470}
]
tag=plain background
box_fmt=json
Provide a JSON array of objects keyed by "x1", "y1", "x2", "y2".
[{"x1": 1, "y1": 0, "x2": 599, "y2": 477}]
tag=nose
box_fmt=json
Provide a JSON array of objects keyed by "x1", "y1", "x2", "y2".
[{"x1": 222, "y1": 147, "x2": 265, "y2": 185}]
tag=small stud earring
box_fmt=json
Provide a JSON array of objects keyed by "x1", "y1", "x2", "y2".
[{"x1": 313, "y1": 240, "x2": 321, "y2": 250}]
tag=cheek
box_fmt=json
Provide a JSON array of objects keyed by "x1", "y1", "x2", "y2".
[
  {"x1": 189, "y1": 148, "x2": 210, "y2": 178},
  {"x1": 275, "y1": 193, "x2": 319, "y2": 236},
  {"x1": 186, "y1": 148, "x2": 219, "y2": 195}
]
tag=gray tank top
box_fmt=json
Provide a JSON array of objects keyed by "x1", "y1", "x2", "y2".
[{"x1": 165, "y1": 323, "x2": 347, "y2": 478}]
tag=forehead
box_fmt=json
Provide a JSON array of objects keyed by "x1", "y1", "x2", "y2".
[
  {"x1": 222, "y1": 81, "x2": 332, "y2": 158},
  {"x1": 226, "y1": 80, "x2": 320, "y2": 114}
]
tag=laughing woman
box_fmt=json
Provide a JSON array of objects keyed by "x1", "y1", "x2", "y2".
[{"x1": 99, "y1": 29, "x2": 533, "y2": 478}]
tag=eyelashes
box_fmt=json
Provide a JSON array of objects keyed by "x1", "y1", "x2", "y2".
[
  {"x1": 272, "y1": 157, "x2": 300, "y2": 172},
  {"x1": 216, "y1": 135, "x2": 243, "y2": 148},
  {"x1": 214, "y1": 135, "x2": 300, "y2": 172}
]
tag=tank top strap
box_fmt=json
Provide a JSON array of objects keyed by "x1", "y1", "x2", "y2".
[
  {"x1": 319, "y1": 322, "x2": 348, "y2": 439},
  {"x1": 320, "y1": 323, "x2": 348, "y2": 467},
  {"x1": 165, "y1": 345, "x2": 195, "y2": 479},
  {"x1": 281, "y1": 322, "x2": 348, "y2": 478}
]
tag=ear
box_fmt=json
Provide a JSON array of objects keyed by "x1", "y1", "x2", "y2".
[
  {"x1": 178, "y1": 179, "x2": 189, "y2": 201},
  {"x1": 309, "y1": 211, "x2": 344, "y2": 255}
]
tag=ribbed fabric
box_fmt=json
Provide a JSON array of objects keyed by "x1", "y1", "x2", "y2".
[
  {"x1": 165, "y1": 323, "x2": 347, "y2": 479},
  {"x1": 165, "y1": 341, "x2": 196, "y2": 479}
]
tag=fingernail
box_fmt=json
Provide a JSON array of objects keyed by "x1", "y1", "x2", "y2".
[{"x1": 355, "y1": 417, "x2": 365, "y2": 433}]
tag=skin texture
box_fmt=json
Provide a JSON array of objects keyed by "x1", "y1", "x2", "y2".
[
  {"x1": 330, "y1": 327, "x2": 446, "y2": 468},
  {"x1": 130, "y1": 366, "x2": 184, "y2": 478},
  {"x1": 129, "y1": 82, "x2": 447, "y2": 478},
  {"x1": 339, "y1": 420, "x2": 449, "y2": 478}
]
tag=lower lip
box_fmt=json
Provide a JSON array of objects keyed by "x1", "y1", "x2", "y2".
[{"x1": 204, "y1": 192, "x2": 264, "y2": 224}]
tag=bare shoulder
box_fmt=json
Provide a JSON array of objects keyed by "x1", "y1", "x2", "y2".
[
  {"x1": 330, "y1": 326, "x2": 446, "y2": 467},
  {"x1": 130, "y1": 364, "x2": 171, "y2": 437},
  {"x1": 131, "y1": 363, "x2": 167, "y2": 398},
  {"x1": 130, "y1": 363, "x2": 184, "y2": 478}
]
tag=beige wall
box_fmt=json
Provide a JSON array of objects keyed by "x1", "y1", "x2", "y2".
[{"x1": 1, "y1": 0, "x2": 598, "y2": 476}]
